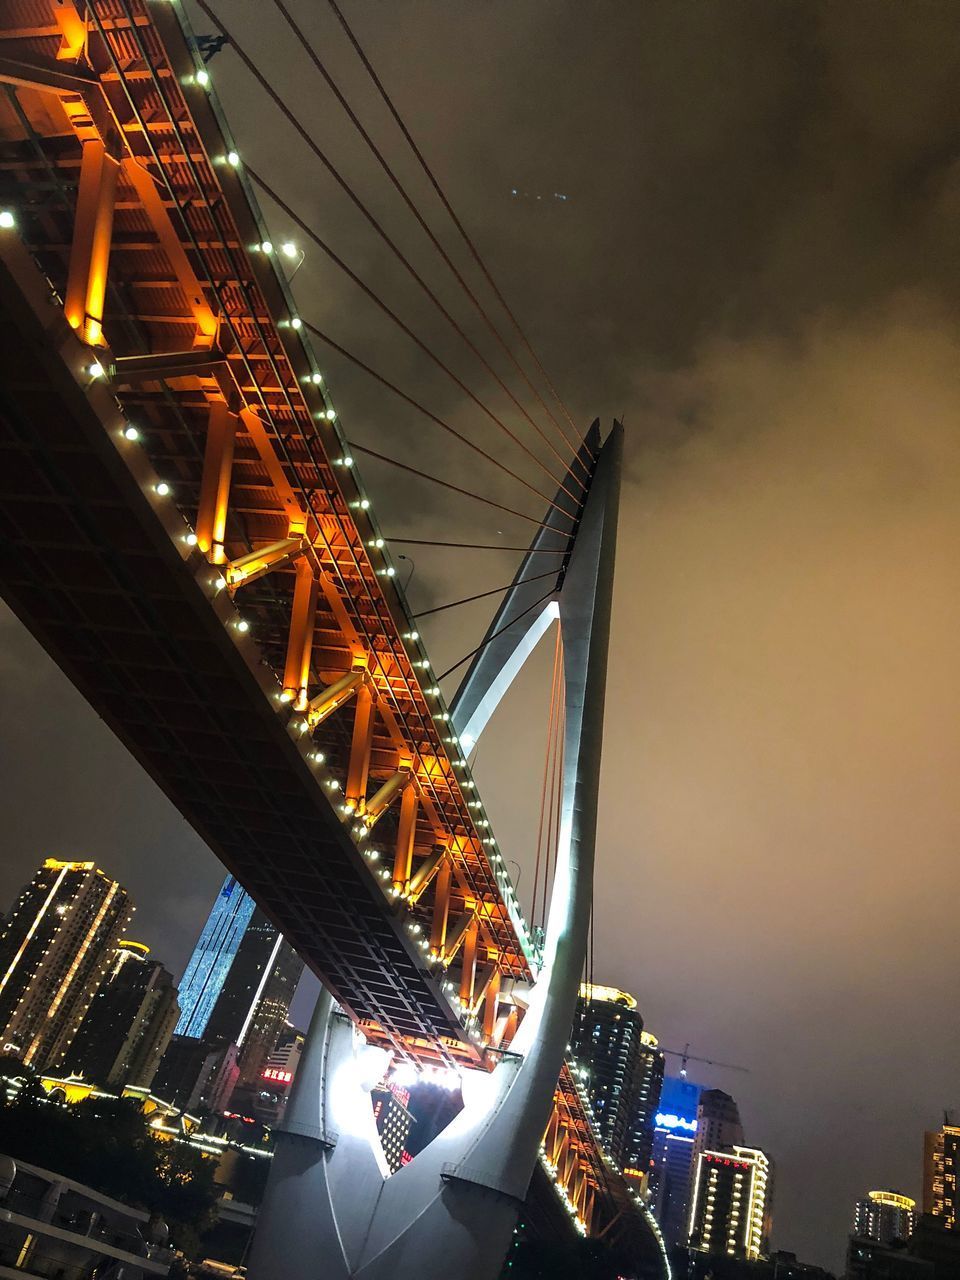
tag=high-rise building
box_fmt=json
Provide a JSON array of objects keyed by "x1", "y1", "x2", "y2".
[
  {"x1": 571, "y1": 983, "x2": 646, "y2": 1167},
  {"x1": 692, "y1": 1088, "x2": 745, "y2": 1167},
  {"x1": 174, "y1": 875, "x2": 256, "y2": 1039},
  {"x1": 372, "y1": 1083, "x2": 416, "y2": 1173},
  {"x1": 624, "y1": 1028, "x2": 665, "y2": 1177},
  {"x1": 923, "y1": 1122, "x2": 960, "y2": 1227},
  {"x1": 0, "y1": 859, "x2": 132, "y2": 1069},
  {"x1": 687, "y1": 1145, "x2": 773, "y2": 1261},
  {"x1": 59, "y1": 940, "x2": 179, "y2": 1089},
  {"x1": 202, "y1": 909, "x2": 302, "y2": 1089},
  {"x1": 649, "y1": 1076, "x2": 702, "y2": 1251},
  {"x1": 853, "y1": 1190, "x2": 917, "y2": 1244},
  {"x1": 165, "y1": 877, "x2": 303, "y2": 1110}
]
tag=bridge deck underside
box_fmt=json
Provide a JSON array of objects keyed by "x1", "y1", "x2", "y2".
[{"x1": 0, "y1": 251, "x2": 458, "y2": 1052}]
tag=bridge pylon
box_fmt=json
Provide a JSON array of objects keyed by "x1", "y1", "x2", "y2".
[{"x1": 247, "y1": 421, "x2": 623, "y2": 1280}]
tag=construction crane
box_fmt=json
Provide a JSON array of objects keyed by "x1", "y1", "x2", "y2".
[{"x1": 659, "y1": 1043, "x2": 749, "y2": 1078}]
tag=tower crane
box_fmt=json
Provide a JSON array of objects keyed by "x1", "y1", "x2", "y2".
[{"x1": 659, "y1": 1042, "x2": 749, "y2": 1078}]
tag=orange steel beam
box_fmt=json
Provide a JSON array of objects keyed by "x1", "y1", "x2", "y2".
[
  {"x1": 64, "y1": 138, "x2": 118, "y2": 345},
  {"x1": 363, "y1": 767, "x2": 412, "y2": 825},
  {"x1": 283, "y1": 560, "x2": 319, "y2": 708},
  {"x1": 53, "y1": 0, "x2": 86, "y2": 60},
  {"x1": 393, "y1": 785, "x2": 418, "y2": 888},
  {"x1": 196, "y1": 400, "x2": 236, "y2": 563},
  {"x1": 459, "y1": 917, "x2": 479, "y2": 1003},
  {"x1": 482, "y1": 969, "x2": 501, "y2": 1040},
  {"x1": 225, "y1": 536, "x2": 303, "y2": 588},
  {"x1": 406, "y1": 847, "x2": 444, "y2": 904},
  {"x1": 305, "y1": 670, "x2": 364, "y2": 730},
  {"x1": 121, "y1": 157, "x2": 218, "y2": 347},
  {"x1": 345, "y1": 684, "x2": 376, "y2": 809},
  {"x1": 428, "y1": 857, "x2": 452, "y2": 953}
]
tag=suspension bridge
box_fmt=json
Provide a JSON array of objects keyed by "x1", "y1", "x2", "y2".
[{"x1": 0, "y1": 2, "x2": 667, "y2": 1277}]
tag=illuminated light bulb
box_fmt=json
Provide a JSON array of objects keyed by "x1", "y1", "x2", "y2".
[
  {"x1": 236, "y1": 619, "x2": 249, "y2": 633},
  {"x1": 0, "y1": 211, "x2": 14, "y2": 229},
  {"x1": 196, "y1": 69, "x2": 210, "y2": 86},
  {"x1": 371, "y1": 538, "x2": 385, "y2": 549},
  {"x1": 405, "y1": 631, "x2": 419, "y2": 641},
  {"x1": 227, "y1": 151, "x2": 240, "y2": 167},
  {"x1": 311, "y1": 372, "x2": 323, "y2": 385},
  {"x1": 327, "y1": 411, "x2": 338, "y2": 423},
  {"x1": 359, "y1": 498, "x2": 370, "y2": 510},
  {"x1": 88, "y1": 361, "x2": 105, "y2": 379},
  {"x1": 260, "y1": 240, "x2": 273, "y2": 254},
  {"x1": 123, "y1": 425, "x2": 140, "y2": 441},
  {"x1": 281, "y1": 241, "x2": 298, "y2": 259},
  {"x1": 385, "y1": 566, "x2": 396, "y2": 577},
  {"x1": 185, "y1": 532, "x2": 198, "y2": 546},
  {"x1": 427, "y1": 686, "x2": 440, "y2": 696},
  {"x1": 214, "y1": 576, "x2": 227, "y2": 591},
  {"x1": 291, "y1": 316, "x2": 302, "y2": 330},
  {"x1": 279, "y1": 689, "x2": 295, "y2": 703},
  {"x1": 155, "y1": 481, "x2": 171, "y2": 496}
]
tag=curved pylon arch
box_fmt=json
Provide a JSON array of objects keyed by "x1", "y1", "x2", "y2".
[{"x1": 248, "y1": 422, "x2": 623, "y2": 1280}]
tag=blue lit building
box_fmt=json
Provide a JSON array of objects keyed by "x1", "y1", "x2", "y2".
[
  {"x1": 174, "y1": 875, "x2": 256, "y2": 1038},
  {"x1": 649, "y1": 1076, "x2": 703, "y2": 1252}
]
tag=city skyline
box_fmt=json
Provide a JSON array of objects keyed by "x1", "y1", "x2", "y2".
[{"x1": 2, "y1": 0, "x2": 960, "y2": 1272}]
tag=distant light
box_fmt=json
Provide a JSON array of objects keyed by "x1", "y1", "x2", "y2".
[
  {"x1": 281, "y1": 241, "x2": 298, "y2": 259},
  {"x1": 88, "y1": 361, "x2": 105, "y2": 379},
  {"x1": 291, "y1": 316, "x2": 302, "y2": 330},
  {"x1": 123, "y1": 425, "x2": 140, "y2": 441},
  {"x1": 655, "y1": 1113, "x2": 697, "y2": 1133},
  {"x1": 155, "y1": 481, "x2": 171, "y2": 497},
  {"x1": 196, "y1": 68, "x2": 210, "y2": 87},
  {"x1": 227, "y1": 151, "x2": 240, "y2": 167},
  {"x1": 0, "y1": 211, "x2": 14, "y2": 229}
]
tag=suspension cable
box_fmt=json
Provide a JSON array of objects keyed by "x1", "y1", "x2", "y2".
[
  {"x1": 247, "y1": 165, "x2": 578, "y2": 519},
  {"x1": 346, "y1": 442, "x2": 569, "y2": 532},
  {"x1": 267, "y1": 0, "x2": 585, "y2": 481},
  {"x1": 412, "y1": 569, "x2": 559, "y2": 620},
  {"x1": 436, "y1": 590, "x2": 556, "y2": 682},
  {"x1": 323, "y1": 0, "x2": 584, "y2": 457},
  {"x1": 196, "y1": 0, "x2": 581, "y2": 502},
  {"x1": 302, "y1": 318, "x2": 569, "y2": 516}
]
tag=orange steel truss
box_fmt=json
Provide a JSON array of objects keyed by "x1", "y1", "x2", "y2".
[{"x1": 0, "y1": 0, "x2": 635, "y2": 1246}]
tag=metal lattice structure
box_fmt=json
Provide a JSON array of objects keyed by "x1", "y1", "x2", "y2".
[{"x1": 0, "y1": 2, "x2": 664, "y2": 1263}]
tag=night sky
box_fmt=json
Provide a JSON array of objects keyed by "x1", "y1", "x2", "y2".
[{"x1": 3, "y1": 2, "x2": 960, "y2": 1270}]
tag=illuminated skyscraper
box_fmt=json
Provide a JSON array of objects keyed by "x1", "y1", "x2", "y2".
[
  {"x1": 853, "y1": 1190, "x2": 916, "y2": 1244},
  {"x1": 174, "y1": 875, "x2": 256, "y2": 1038},
  {"x1": 203, "y1": 909, "x2": 302, "y2": 1088},
  {"x1": 624, "y1": 1028, "x2": 665, "y2": 1176},
  {"x1": 649, "y1": 1076, "x2": 702, "y2": 1251},
  {"x1": 60, "y1": 940, "x2": 179, "y2": 1089},
  {"x1": 0, "y1": 859, "x2": 132, "y2": 1069},
  {"x1": 167, "y1": 878, "x2": 303, "y2": 1110},
  {"x1": 687, "y1": 1145, "x2": 773, "y2": 1261},
  {"x1": 372, "y1": 1084, "x2": 416, "y2": 1173},
  {"x1": 923, "y1": 1122, "x2": 960, "y2": 1227},
  {"x1": 571, "y1": 983, "x2": 646, "y2": 1166}
]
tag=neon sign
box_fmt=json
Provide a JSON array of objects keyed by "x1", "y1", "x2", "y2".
[{"x1": 655, "y1": 1112, "x2": 697, "y2": 1132}]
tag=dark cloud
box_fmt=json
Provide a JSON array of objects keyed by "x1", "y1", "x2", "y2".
[{"x1": 3, "y1": 1, "x2": 960, "y2": 1268}]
